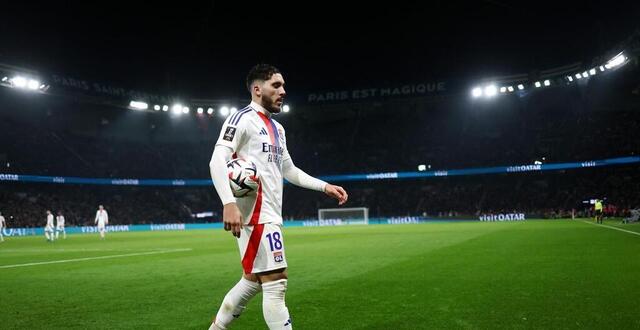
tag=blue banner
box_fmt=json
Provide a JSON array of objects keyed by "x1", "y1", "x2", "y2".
[
  {"x1": 1, "y1": 156, "x2": 638, "y2": 186},
  {"x1": 1, "y1": 218, "x2": 476, "y2": 237}
]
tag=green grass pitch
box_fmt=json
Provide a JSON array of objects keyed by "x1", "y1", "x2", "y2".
[{"x1": 1, "y1": 219, "x2": 639, "y2": 329}]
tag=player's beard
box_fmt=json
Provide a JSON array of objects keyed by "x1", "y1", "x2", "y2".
[{"x1": 262, "y1": 96, "x2": 282, "y2": 114}]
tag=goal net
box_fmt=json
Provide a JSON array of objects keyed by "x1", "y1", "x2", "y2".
[{"x1": 318, "y1": 207, "x2": 369, "y2": 225}]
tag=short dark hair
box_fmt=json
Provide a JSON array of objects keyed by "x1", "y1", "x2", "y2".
[{"x1": 246, "y1": 64, "x2": 281, "y2": 92}]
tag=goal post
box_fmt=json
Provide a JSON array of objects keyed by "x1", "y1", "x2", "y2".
[{"x1": 318, "y1": 207, "x2": 369, "y2": 225}]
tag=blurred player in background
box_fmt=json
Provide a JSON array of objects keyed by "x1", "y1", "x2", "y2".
[
  {"x1": 594, "y1": 199, "x2": 604, "y2": 224},
  {"x1": 94, "y1": 205, "x2": 109, "y2": 239},
  {"x1": 45, "y1": 210, "x2": 55, "y2": 242},
  {"x1": 208, "y1": 64, "x2": 348, "y2": 330},
  {"x1": 0, "y1": 211, "x2": 6, "y2": 242},
  {"x1": 56, "y1": 211, "x2": 66, "y2": 239}
]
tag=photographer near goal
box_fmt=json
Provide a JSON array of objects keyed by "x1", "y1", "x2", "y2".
[{"x1": 208, "y1": 64, "x2": 348, "y2": 330}]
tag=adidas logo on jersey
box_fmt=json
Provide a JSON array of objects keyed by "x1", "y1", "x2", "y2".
[{"x1": 260, "y1": 128, "x2": 268, "y2": 136}]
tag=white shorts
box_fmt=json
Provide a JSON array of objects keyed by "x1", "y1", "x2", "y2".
[
  {"x1": 237, "y1": 223, "x2": 287, "y2": 274},
  {"x1": 97, "y1": 225, "x2": 106, "y2": 231},
  {"x1": 56, "y1": 226, "x2": 65, "y2": 231},
  {"x1": 44, "y1": 227, "x2": 54, "y2": 233}
]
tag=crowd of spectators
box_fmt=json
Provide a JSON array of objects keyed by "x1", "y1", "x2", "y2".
[{"x1": 1, "y1": 68, "x2": 638, "y2": 226}]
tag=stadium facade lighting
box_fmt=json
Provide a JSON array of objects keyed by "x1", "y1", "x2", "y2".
[
  {"x1": 599, "y1": 65, "x2": 605, "y2": 72},
  {"x1": 182, "y1": 106, "x2": 189, "y2": 114},
  {"x1": 27, "y1": 79, "x2": 40, "y2": 90},
  {"x1": 153, "y1": 105, "x2": 161, "y2": 111},
  {"x1": 1, "y1": 76, "x2": 7, "y2": 82},
  {"x1": 567, "y1": 76, "x2": 574, "y2": 82},
  {"x1": 417, "y1": 164, "x2": 426, "y2": 171},
  {"x1": 207, "y1": 107, "x2": 214, "y2": 115},
  {"x1": 589, "y1": 68, "x2": 596, "y2": 75},
  {"x1": 197, "y1": 107, "x2": 204, "y2": 114},
  {"x1": 605, "y1": 53, "x2": 626, "y2": 69},
  {"x1": 129, "y1": 101, "x2": 148, "y2": 110},
  {"x1": 162, "y1": 105, "x2": 169, "y2": 112},
  {"x1": 484, "y1": 85, "x2": 497, "y2": 97},
  {"x1": 471, "y1": 87, "x2": 482, "y2": 98},
  {"x1": 230, "y1": 107, "x2": 238, "y2": 114},
  {"x1": 543, "y1": 80, "x2": 550, "y2": 86},
  {"x1": 507, "y1": 86, "x2": 514, "y2": 92},
  {"x1": 499, "y1": 87, "x2": 507, "y2": 93},
  {"x1": 581, "y1": 71, "x2": 589, "y2": 78},
  {"x1": 172, "y1": 104, "x2": 183, "y2": 114},
  {"x1": 534, "y1": 81, "x2": 541, "y2": 88},
  {"x1": 283, "y1": 104, "x2": 290, "y2": 112},
  {"x1": 575, "y1": 73, "x2": 582, "y2": 79},
  {"x1": 11, "y1": 76, "x2": 27, "y2": 88},
  {"x1": 517, "y1": 84, "x2": 524, "y2": 90},
  {"x1": 220, "y1": 106, "x2": 229, "y2": 117}
]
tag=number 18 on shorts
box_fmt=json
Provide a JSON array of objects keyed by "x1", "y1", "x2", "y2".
[{"x1": 238, "y1": 223, "x2": 288, "y2": 274}]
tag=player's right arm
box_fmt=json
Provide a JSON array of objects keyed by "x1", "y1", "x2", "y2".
[
  {"x1": 209, "y1": 115, "x2": 247, "y2": 238},
  {"x1": 94, "y1": 211, "x2": 99, "y2": 224}
]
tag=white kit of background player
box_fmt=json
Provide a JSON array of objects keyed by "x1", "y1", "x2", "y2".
[
  {"x1": 94, "y1": 205, "x2": 109, "y2": 239},
  {"x1": 0, "y1": 211, "x2": 6, "y2": 242},
  {"x1": 208, "y1": 64, "x2": 347, "y2": 330},
  {"x1": 44, "y1": 210, "x2": 55, "y2": 241},
  {"x1": 56, "y1": 211, "x2": 66, "y2": 239}
]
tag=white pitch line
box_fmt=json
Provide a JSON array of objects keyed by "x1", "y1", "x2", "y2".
[
  {"x1": 0, "y1": 248, "x2": 192, "y2": 269},
  {"x1": 581, "y1": 220, "x2": 640, "y2": 237}
]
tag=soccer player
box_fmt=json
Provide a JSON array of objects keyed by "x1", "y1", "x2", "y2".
[
  {"x1": 208, "y1": 64, "x2": 348, "y2": 330},
  {"x1": 56, "y1": 211, "x2": 66, "y2": 240},
  {"x1": 45, "y1": 210, "x2": 55, "y2": 242},
  {"x1": 594, "y1": 199, "x2": 603, "y2": 224},
  {"x1": 94, "y1": 205, "x2": 109, "y2": 239},
  {"x1": 0, "y1": 211, "x2": 6, "y2": 242}
]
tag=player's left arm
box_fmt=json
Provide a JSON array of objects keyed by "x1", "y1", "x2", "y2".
[{"x1": 281, "y1": 133, "x2": 348, "y2": 205}]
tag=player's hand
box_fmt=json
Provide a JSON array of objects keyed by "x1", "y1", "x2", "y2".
[
  {"x1": 324, "y1": 184, "x2": 348, "y2": 205},
  {"x1": 223, "y1": 203, "x2": 243, "y2": 238}
]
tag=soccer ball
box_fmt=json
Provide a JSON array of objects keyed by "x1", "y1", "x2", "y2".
[{"x1": 227, "y1": 158, "x2": 259, "y2": 197}]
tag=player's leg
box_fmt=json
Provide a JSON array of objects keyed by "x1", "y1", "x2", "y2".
[
  {"x1": 0, "y1": 229, "x2": 4, "y2": 242},
  {"x1": 55, "y1": 228, "x2": 59, "y2": 239},
  {"x1": 259, "y1": 269, "x2": 292, "y2": 330},
  {"x1": 210, "y1": 226, "x2": 261, "y2": 330},
  {"x1": 255, "y1": 224, "x2": 291, "y2": 330},
  {"x1": 63, "y1": 228, "x2": 66, "y2": 239},
  {"x1": 209, "y1": 273, "x2": 261, "y2": 330}
]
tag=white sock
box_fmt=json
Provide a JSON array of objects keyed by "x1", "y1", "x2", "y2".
[
  {"x1": 45, "y1": 232, "x2": 50, "y2": 240},
  {"x1": 262, "y1": 279, "x2": 292, "y2": 330},
  {"x1": 56, "y1": 232, "x2": 59, "y2": 239},
  {"x1": 210, "y1": 277, "x2": 261, "y2": 330}
]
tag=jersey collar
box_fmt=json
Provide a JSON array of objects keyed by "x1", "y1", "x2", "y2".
[{"x1": 250, "y1": 101, "x2": 271, "y2": 118}]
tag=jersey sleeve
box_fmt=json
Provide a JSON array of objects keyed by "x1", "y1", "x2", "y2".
[{"x1": 215, "y1": 114, "x2": 247, "y2": 152}]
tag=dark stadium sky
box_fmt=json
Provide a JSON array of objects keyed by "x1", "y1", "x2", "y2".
[{"x1": 1, "y1": 1, "x2": 639, "y2": 100}]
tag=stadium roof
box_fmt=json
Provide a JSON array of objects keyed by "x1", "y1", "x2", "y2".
[{"x1": 1, "y1": 2, "x2": 639, "y2": 100}]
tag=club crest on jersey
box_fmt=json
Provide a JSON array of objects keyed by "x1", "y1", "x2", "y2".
[
  {"x1": 223, "y1": 127, "x2": 236, "y2": 141},
  {"x1": 277, "y1": 128, "x2": 285, "y2": 142},
  {"x1": 273, "y1": 251, "x2": 283, "y2": 263}
]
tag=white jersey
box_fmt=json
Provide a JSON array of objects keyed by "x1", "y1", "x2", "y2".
[
  {"x1": 45, "y1": 214, "x2": 54, "y2": 230},
  {"x1": 0, "y1": 215, "x2": 5, "y2": 229},
  {"x1": 56, "y1": 215, "x2": 65, "y2": 228},
  {"x1": 216, "y1": 102, "x2": 291, "y2": 225},
  {"x1": 95, "y1": 210, "x2": 108, "y2": 226}
]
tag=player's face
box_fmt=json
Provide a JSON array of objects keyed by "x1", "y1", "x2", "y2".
[{"x1": 259, "y1": 73, "x2": 286, "y2": 114}]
